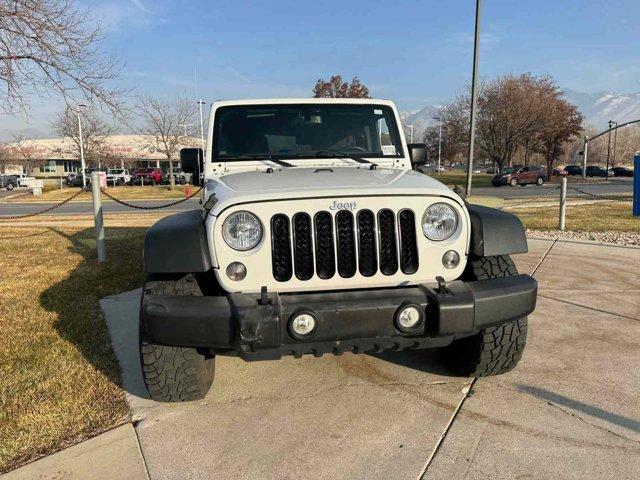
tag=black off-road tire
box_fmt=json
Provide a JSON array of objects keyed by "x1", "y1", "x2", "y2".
[
  {"x1": 443, "y1": 255, "x2": 528, "y2": 377},
  {"x1": 139, "y1": 274, "x2": 215, "y2": 402}
]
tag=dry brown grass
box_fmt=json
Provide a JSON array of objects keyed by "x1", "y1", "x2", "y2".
[
  {"x1": 0, "y1": 225, "x2": 147, "y2": 472},
  {"x1": 6, "y1": 185, "x2": 194, "y2": 203},
  {"x1": 506, "y1": 201, "x2": 639, "y2": 232}
]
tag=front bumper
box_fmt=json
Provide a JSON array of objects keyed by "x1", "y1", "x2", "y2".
[{"x1": 141, "y1": 274, "x2": 537, "y2": 361}]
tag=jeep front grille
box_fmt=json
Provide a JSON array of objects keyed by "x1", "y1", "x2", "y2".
[{"x1": 271, "y1": 209, "x2": 418, "y2": 281}]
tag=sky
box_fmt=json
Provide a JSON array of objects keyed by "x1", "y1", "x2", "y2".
[{"x1": 3, "y1": 0, "x2": 640, "y2": 137}]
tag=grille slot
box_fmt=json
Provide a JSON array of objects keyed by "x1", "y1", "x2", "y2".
[
  {"x1": 335, "y1": 210, "x2": 357, "y2": 278},
  {"x1": 293, "y1": 213, "x2": 314, "y2": 280},
  {"x1": 357, "y1": 210, "x2": 377, "y2": 277},
  {"x1": 271, "y1": 214, "x2": 292, "y2": 282},
  {"x1": 398, "y1": 210, "x2": 419, "y2": 274},
  {"x1": 378, "y1": 209, "x2": 399, "y2": 275},
  {"x1": 314, "y1": 211, "x2": 335, "y2": 279}
]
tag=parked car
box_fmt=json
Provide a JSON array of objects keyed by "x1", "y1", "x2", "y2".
[
  {"x1": 0, "y1": 174, "x2": 18, "y2": 190},
  {"x1": 492, "y1": 165, "x2": 547, "y2": 187},
  {"x1": 131, "y1": 168, "x2": 162, "y2": 185},
  {"x1": 564, "y1": 165, "x2": 583, "y2": 176},
  {"x1": 162, "y1": 167, "x2": 192, "y2": 185},
  {"x1": 552, "y1": 167, "x2": 568, "y2": 177},
  {"x1": 106, "y1": 168, "x2": 131, "y2": 185},
  {"x1": 611, "y1": 166, "x2": 634, "y2": 177},
  {"x1": 585, "y1": 166, "x2": 607, "y2": 177}
]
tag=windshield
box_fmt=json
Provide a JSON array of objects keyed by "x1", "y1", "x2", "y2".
[
  {"x1": 502, "y1": 167, "x2": 517, "y2": 174},
  {"x1": 212, "y1": 104, "x2": 404, "y2": 161}
]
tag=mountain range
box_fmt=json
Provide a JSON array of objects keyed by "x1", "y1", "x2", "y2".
[{"x1": 400, "y1": 89, "x2": 640, "y2": 140}]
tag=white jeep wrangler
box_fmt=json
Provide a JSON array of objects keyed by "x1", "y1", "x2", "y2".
[{"x1": 140, "y1": 98, "x2": 537, "y2": 402}]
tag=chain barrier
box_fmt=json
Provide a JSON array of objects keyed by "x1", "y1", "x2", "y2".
[
  {"x1": 99, "y1": 186, "x2": 203, "y2": 210},
  {"x1": 0, "y1": 188, "x2": 87, "y2": 221},
  {"x1": 506, "y1": 184, "x2": 562, "y2": 207},
  {"x1": 566, "y1": 185, "x2": 631, "y2": 203}
]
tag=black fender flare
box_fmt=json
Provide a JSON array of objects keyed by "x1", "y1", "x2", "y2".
[
  {"x1": 467, "y1": 204, "x2": 528, "y2": 257},
  {"x1": 144, "y1": 209, "x2": 212, "y2": 273}
]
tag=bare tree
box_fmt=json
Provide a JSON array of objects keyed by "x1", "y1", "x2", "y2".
[
  {"x1": 137, "y1": 96, "x2": 195, "y2": 189},
  {"x1": 0, "y1": 0, "x2": 124, "y2": 114},
  {"x1": 313, "y1": 75, "x2": 370, "y2": 98},
  {"x1": 52, "y1": 106, "x2": 114, "y2": 168},
  {"x1": 535, "y1": 100, "x2": 583, "y2": 176},
  {"x1": 8, "y1": 134, "x2": 41, "y2": 173}
]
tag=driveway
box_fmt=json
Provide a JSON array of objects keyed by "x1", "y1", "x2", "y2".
[{"x1": 95, "y1": 239, "x2": 640, "y2": 478}]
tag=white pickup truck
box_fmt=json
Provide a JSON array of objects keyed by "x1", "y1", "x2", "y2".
[{"x1": 106, "y1": 168, "x2": 131, "y2": 186}]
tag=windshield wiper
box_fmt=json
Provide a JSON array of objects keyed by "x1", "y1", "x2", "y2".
[
  {"x1": 219, "y1": 154, "x2": 295, "y2": 167},
  {"x1": 314, "y1": 151, "x2": 378, "y2": 169}
]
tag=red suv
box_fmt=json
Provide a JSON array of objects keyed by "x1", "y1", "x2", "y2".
[
  {"x1": 131, "y1": 168, "x2": 162, "y2": 185},
  {"x1": 492, "y1": 165, "x2": 548, "y2": 187}
]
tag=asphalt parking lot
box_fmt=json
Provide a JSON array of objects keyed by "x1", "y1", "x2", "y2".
[{"x1": 88, "y1": 238, "x2": 639, "y2": 480}]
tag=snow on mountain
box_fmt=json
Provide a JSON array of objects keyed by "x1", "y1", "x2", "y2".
[
  {"x1": 562, "y1": 89, "x2": 640, "y2": 130},
  {"x1": 400, "y1": 89, "x2": 640, "y2": 137}
]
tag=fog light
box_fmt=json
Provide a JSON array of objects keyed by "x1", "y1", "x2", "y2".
[
  {"x1": 226, "y1": 262, "x2": 247, "y2": 281},
  {"x1": 289, "y1": 311, "x2": 317, "y2": 339},
  {"x1": 442, "y1": 250, "x2": 460, "y2": 269},
  {"x1": 395, "y1": 305, "x2": 424, "y2": 333}
]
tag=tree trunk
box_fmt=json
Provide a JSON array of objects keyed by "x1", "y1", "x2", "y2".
[{"x1": 168, "y1": 157, "x2": 175, "y2": 190}]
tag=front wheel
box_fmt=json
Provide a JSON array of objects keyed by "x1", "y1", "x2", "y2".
[
  {"x1": 509, "y1": 178, "x2": 518, "y2": 187},
  {"x1": 6, "y1": 182, "x2": 14, "y2": 190},
  {"x1": 536, "y1": 176, "x2": 545, "y2": 186},
  {"x1": 140, "y1": 275, "x2": 215, "y2": 402},
  {"x1": 442, "y1": 255, "x2": 528, "y2": 377}
]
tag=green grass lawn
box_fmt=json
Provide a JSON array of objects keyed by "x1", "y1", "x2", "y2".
[
  {"x1": 432, "y1": 170, "x2": 494, "y2": 189},
  {"x1": 507, "y1": 201, "x2": 639, "y2": 232},
  {"x1": 0, "y1": 226, "x2": 146, "y2": 472}
]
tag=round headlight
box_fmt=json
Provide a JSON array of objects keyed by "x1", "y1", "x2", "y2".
[
  {"x1": 422, "y1": 203, "x2": 458, "y2": 241},
  {"x1": 222, "y1": 211, "x2": 263, "y2": 251}
]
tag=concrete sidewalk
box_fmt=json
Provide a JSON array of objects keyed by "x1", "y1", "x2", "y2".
[{"x1": 5, "y1": 238, "x2": 639, "y2": 479}]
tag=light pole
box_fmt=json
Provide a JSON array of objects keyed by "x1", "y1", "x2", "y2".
[
  {"x1": 196, "y1": 100, "x2": 206, "y2": 183},
  {"x1": 76, "y1": 103, "x2": 88, "y2": 188},
  {"x1": 178, "y1": 124, "x2": 192, "y2": 136},
  {"x1": 612, "y1": 121, "x2": 618, "y2": 170},
  {"x1": 465, "y1": 0, "x2": 482, "y2": 196},
  {"x1": 405, "y1": 124, "x2": 414, "y2": 143}
]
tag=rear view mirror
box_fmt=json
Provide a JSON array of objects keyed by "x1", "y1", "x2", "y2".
[
  {"x1": 407, "y1": 143, "x2": 427, "y2": 169},
  {"x1": 180, "y1": 148, "x2": 204, "y2": 186}
]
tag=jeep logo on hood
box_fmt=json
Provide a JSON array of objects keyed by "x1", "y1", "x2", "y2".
[{"x1": 329, "y1": 200, "x2": 357, "y2": 211}]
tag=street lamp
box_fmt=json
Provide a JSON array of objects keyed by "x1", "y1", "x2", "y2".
[
  {"x1": 76, "y1": 103, "x2": 88, "y2": 188},
  {"x1": 405, "y1": 124, "x2": 414, "y2": 143},
  {"x1": 196, "y1": 100, "x2": 206, "y2": 183},
  {"x1": 606, "y1": 120, "x2": 617, "y2": 180},
  {"x1": 465, "y1": 0, "x2": 482, "y2": 196}
]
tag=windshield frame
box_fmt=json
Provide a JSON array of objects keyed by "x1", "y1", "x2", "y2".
[{"x1": 211, "y1": 103, "x2": 405, "y2": 162}]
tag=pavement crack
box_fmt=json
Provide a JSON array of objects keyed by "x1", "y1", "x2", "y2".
[
  {"x1": 538, "y1": 294, "x2": 639, "y2": 322},
  {"x1": 545, "y1": 401, "x2": 640, "y2": 445}
]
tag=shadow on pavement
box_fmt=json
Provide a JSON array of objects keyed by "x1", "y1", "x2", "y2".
[
  {"x1": 372, "y1": 347, "x2": 455, "y2": 376},
  {"x1": 516, "y1": 384, "x2": 640, "y2": 434}
]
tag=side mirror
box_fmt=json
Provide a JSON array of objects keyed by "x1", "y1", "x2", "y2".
[
  {"x1": 180, "y1": 148, "x2": 204, "y2": 186},
  {"x1": 407, "y1": 143, "x2": 427, "y2": 169}
]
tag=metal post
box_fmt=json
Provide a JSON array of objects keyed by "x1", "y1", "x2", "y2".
[
  {"x1": 437, "y1": 122, "x2": 442, "y2": 174},
  {"x1": 77, "y1": 104, "x2": 87, "y2": 188},
  {"x1": 559, "y1": 177, "x2": 567, "y2": 230},
  {"x1": 91, "y1": 172, "x2": 106, "y2": 262},
  {"x1": 582, "y1": 136, "x2": 588, "y2": 179},
  {"x1": 465, "y1": 0, "x2": 482, "y2": 196},
  {"x1": 633, "y1": 152, "x2": 640, "y2": 217},
  {"x1": 606, "y1": 121, "x2": 612, "y2": 180},
  {"x1": 197, "y1": 100, "x2": 206, "y2": 182},
  {"x1": 612, "y1": 121, "x2": 618, "y2": 169}
]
